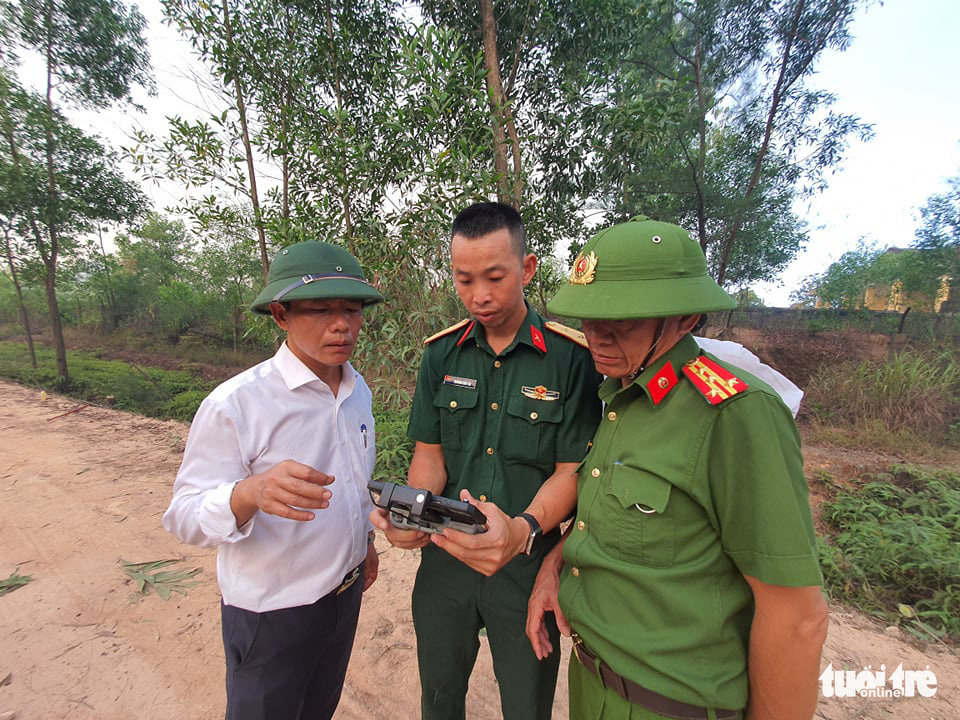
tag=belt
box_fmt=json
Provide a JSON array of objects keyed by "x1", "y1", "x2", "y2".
[
  {"x1": 335, "y1": 563, "x2": 363, "y2": 595},
  {"x1": 571, "y1": 632, "x2": 739, "y2": 720}
]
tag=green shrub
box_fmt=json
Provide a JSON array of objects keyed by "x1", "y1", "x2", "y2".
[
  {"x1": 372, "y1": 404, "x2": 414, "y2": 484},
  {"x1": 819, "y1": 465, "x2": 960, "y2": 642},
  {"x1": 0, "y1": 340, "x2": 214, "y2": 420}
]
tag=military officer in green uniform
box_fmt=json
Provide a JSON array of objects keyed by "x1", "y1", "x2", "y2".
[
  {"x1": 370, "y1": 202, "x2": 602, "y2": 720},
  {"x1": 526, "y1": 216, "x2": 828, "y2": 720}
]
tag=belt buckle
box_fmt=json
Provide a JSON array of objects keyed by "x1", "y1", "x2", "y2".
[{"x1": 336, "y1": 565, "x2": 361, "y2": 595}]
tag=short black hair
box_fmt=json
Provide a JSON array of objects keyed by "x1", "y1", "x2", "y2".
[{"x1": 451, "y1": 202, "x2": 526, "y2": 259}]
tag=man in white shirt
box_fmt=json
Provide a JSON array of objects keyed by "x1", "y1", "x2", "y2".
[{"x1": 163, "y1": 241, "x2": 384, "y2": 720}]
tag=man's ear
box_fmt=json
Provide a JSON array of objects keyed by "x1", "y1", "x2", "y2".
[
  {"x1": 521, "y1": 253, "x2": 538, "y2": 287},
  {"x1": 677, "y1": 313, "x2": 702, "y2": 335},
  {"x1": 269, "y1": 302, "x2": 289, "y2": 331}
]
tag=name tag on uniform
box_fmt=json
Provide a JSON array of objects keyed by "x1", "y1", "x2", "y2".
[
  {"x1": 521, "y1": 385, "x2": 560, "y2": 401},
  {"x1": 444, "y1": 374, "x2": 478, "y2": 390}
]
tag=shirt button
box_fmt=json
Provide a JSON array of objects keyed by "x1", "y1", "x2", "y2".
[
  {"x1": 608, "y1": 411, "x2": 617, "y2": 421},
  {"x1": 491, "y1": 402, "x2": 499, "y2": 410},
  {"x1": 577, "y1": 520, "x2": 585, "y2": 531},
  {"x1": 529, "y1": 411, "x2": 538, "y2": 420},
  {"x1": 591, "y1": 468, "x2": 600, "y2": 478},
  {"x1": 479, "y1": 495, "x2": 487, "y2": 502},
  {"x1": 486, "y1": 447, "x2": 494, "y2": 455},
  {"x1": 449, "y1": 400, "x2": 458, "y2": 409},
  {"x1": 571, "y1": 567, "x2": 580, "y2": 577},
  {"x1": 494, "y1": 360, "x2": 502, "y2": 368}
]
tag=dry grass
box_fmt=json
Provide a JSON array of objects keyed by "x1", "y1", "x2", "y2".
[{"x1": 803, "y1": 350, "x2": 960, "y2": 445}]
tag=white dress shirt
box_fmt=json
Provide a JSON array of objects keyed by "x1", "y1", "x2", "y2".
[{"x1": 163, "y1": 342, "x2": 375, "y2": 613}]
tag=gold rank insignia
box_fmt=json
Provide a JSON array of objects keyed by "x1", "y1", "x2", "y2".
[
  {"x1": 521, "y1": 385, "x2": 560, "y2": 401},
  {"x1": 569, "y1": 251, "x2": 598, "y2": 285},
  {"x1": 682, "y1": 356, "x2": 748, "y2": 405},
  {"x1": 545, "y1": 321, "x2": 588, "y2": 348}
]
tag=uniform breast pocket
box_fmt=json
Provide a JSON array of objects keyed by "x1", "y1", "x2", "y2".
[
  {"x1": 432, "y1": 386, "x2": 479, "y2": 451},
  {"x1": 603, "y1": 465, "x2": 676, "y2": 567},
  {"x1": 505, "y1": 395, "x2": 563, "y2": 466}
]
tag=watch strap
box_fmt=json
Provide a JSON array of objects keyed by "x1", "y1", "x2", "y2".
[{"x1": 517, "y1": 512, "x2": 541, "y2": 555}]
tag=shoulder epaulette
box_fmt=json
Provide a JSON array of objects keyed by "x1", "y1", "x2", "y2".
[
  {"x1": 544, "y1": 321, "x2": 588, "y2": 349},
  {"x1": 424, "y1": 318, "x2": 472, "y2": 345},
  {"x1": 682, "y1": 355, "x2": 748, "y2": 405}
]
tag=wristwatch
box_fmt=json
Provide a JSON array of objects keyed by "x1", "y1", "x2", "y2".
[{"x1": 516, "y1": 512, "x2": 542, "y2": 555}]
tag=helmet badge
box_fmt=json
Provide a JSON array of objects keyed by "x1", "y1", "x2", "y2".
[{"x1": 569, "y1": 251, "x2": 598, "y2": 285}]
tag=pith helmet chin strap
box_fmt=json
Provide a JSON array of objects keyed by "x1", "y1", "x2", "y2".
[{"x1": 627, "y1": 318, "x2": 666, "y2": 381}]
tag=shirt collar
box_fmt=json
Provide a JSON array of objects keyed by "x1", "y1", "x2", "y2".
[
  {"x1": 598, "y1": 333, "x2": 700, "y2": 406},
  {"x1": 275, "y1": 341, "x2": 356, "y2": 393},
  {"x1": 458, "y1": 303, "x2": 547, "y2": 356}
]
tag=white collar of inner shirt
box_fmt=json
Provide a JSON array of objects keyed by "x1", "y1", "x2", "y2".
[{"x1": 276, "y1": 341, "x2": 356, "y2": 395}]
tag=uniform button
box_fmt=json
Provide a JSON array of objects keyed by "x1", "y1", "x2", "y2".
[
  {"x1": 571, "y1": 567, "x2": 580, "y2": 577},
  {"x1": 577, "y1": 520, "x2": 585, "y2": 531},
  {"x1": 449, "y1": 400, "x2": 458, "y2": 409},
  {"x1": 479, "y1": 495, "x2": 487, "y2": 502},
  {"x1": 658, "y1": 377, "x2": 670, "y2": 389},
  {"x1": 491, "y1": 402, "x2": 499, "y2": 410},
  {"x1": 486, "y1": 447, "x2": 494, "y2": 455},
  {"x1": 591, "y1": 468, "x2": 600, "y2": 478},
  {"x1": 529, "y1": 411, "x2": 538, "y2": 420},
  {"x1": 608, "y1": 411, "x2": 617, "y2": 421},
  {"x1": 494, "y1": 360, "x2": 502, "y2": 368}
]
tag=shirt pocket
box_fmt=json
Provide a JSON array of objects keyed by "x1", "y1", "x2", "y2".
[
  {"x1": 505, "y1": 395, "x2": 564, "y2": 466},
  {"x1": 432, "y1": 385, "x2": 479, "y2": 451},
  {"x1": 603, "y1": 464, "x2": 676, "y2": 568}
]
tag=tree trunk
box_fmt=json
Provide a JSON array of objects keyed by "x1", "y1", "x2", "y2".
[
  {"x1": 220, "y1": 0, "x2": 270, "y2": 284},
  {"x1": 42, "y1": 0, "x2": 68, "y2": 383},
  {"x1": 480, "y1": 0, "x2": 523, "y2": 207},
  {"x1": 323, "y1": 0, "x2": 356, "y2": 254},
  {"x1": 43, "y1": 260, "x2": 68, "y2": 383},
  {"x1": 715, "y1": 0, "x2": 807, "y2": 286},
  {"x1": 2, "y1": 225, "x2": 37, "y2": 368}
]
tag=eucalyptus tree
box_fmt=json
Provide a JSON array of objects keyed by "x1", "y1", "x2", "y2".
[
  {"x1": 5, "y1": 0, "x2": 153, "y2": 382},
  {"x1": 587, "y1": 0, "x2": 873, "y2": 289}
]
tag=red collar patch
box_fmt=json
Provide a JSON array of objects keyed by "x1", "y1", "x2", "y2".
[
  {"x1": 456, "y1": 320, "x2": 477, "y2": 347},
  {"x1": 646, "y1": 362, "x2": 678, "y2": 405},
  {"x1": 530, "y1": 325, "x2": 547, "y2": 353}
]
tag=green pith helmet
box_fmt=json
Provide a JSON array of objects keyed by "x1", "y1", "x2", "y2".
[
  {"x1": 547, "y1": 216, "x2": 735, "y2": 320},
  {"x1": 251, "y1": 242, "x2": 384, "y2": 315}
]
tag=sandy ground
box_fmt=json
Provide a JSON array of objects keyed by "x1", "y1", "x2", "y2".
[{"x1": 1, "y1": 378, "x2": 957, "y2": 720}]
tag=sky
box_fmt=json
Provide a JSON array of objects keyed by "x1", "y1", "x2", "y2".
[{"x1": 16, "y1": 0, "x2": 960, "y2": 307}]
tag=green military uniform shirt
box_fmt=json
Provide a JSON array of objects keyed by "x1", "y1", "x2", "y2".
[
  {"x1": 408, "y1": 304, "x2": 601, "y2": 520},
  {"x1": 559, "y1": 333, "x2": 821, "y2": 712}
]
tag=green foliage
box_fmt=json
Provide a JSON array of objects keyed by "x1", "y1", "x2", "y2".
[
  {"x1": 120, "y1": 558, "x2": 202, "y2": 601},
  {"x1": 0, "y1": 570, "x2": 33, "y2": 596},
  {"x1": 804, "y1": 349, "x2": 960, "y2": 443},
  {"x1": 371, "y1": 404, "x2": 414, "y2": 485},
  {"x1": 818, "y1": 466, "x2": 960, "y2": 641},
  {"x1": 0, "y1": 340, "x2": 214, "y2": 419}
]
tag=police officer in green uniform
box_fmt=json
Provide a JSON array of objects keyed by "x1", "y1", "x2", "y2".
[
  {"x1": 526, "y1": 216, "x2": 829, "y2": 720},
  {"x1": 370, "y1": 202, "x2": 602, "y2": 720}
]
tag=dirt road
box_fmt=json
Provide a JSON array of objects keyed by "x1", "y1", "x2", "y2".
[{"x1": 1, "y1": 379, "x2": 956, "y2": 719}]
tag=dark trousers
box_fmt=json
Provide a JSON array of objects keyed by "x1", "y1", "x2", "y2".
[
  {"x1": 412, "y1": 545, "x2": 560, "y2": 720},
  {"x1": 221, "y1": 579, "x2": 362, "y2": 720}
]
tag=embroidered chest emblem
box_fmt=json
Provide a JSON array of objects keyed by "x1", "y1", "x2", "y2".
[{"x1": 521, "y1": 385, "x2": 560, "y2": 401}]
